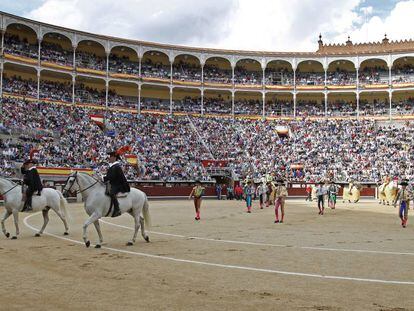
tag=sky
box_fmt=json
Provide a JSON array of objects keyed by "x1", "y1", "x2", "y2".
[{"x1": 0, "y1": 0, "x2": 413, "y2": 52}]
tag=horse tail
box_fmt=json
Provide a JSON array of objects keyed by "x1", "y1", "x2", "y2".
[
  {"x1": 57, "y1": 190, "x2": 70, "y2": 221},
  {"x1": 142, "y1": 196, "x2": 151, "y2": 228}
]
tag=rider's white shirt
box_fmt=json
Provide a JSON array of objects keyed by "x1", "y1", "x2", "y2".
[
  {"x1": 28, "y1": 166, "x2": 37, "y2": 171},
  {"x1": 109, "y1": 161, "x2": 119, "y2": 168}
]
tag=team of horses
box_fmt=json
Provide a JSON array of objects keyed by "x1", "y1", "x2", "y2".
[
  {"x1": 308, "y1": 179, "x2": 399, "y2": 205},
  {"x1": 0, "y1": 172, "x2": 150, "y2": 247}
]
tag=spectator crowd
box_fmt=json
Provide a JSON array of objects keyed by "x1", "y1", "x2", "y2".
[
  {"x1": 3, "y1": 34, "x2": 414, "y2": 183},
  {"x1": 2, "y1": 95, "x2": 414, "y2": 184}
]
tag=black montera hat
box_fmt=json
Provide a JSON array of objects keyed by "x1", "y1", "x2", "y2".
[
  {"x1": 23, "y1": 159, "x2": 37, "y2": 165},
  {"x1": 107, "y1": 150, "x2": 121, "y2": 160}
]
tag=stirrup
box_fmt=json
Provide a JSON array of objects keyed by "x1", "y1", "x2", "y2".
[{"x1": 22, "y1": 204, "x2": 32, "y2": 212}]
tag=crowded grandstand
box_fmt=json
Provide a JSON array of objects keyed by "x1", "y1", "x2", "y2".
[{"x1": 1, "y1": 12, "x2": 414, "y2": 184}]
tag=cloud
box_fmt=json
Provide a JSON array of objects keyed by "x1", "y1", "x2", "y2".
[
  {"x1": 23, "y1": 0, "x2": 364, "y2": 51},
  {"x1": 16, "y1": 0, "x2": 414, "y2": 52},
  {"x1": 209, "y1": 0, "x2": 363, "y2": 51},
  {"x1": 338, "y1": 0, "x2": 414, "y2": 44},
  {"x1": 0, "y1": 0, "x2": 45, "y2": 16},
  {"x1": 25, "y1": 0, "x2": 238, "y2": 47},
  {"x1": 359, "y1": 6, "x2": 373, "y2": 15}
]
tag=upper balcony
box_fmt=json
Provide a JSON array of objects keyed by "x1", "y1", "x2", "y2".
[{"x1": 2, "y1": 12, "x2": 414, "y2": 92}]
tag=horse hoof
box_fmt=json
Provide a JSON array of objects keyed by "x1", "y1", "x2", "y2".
[
  {"x1": 95, "y1": 244, "x2": 101, "y2": 249},
  {"x1": 11, "y1": 236, "x2": 17, "y2": 240},
  {"x1": 126, "y1": 241, "x2": 134, "y2": 246},
  {"x1": 145, "y1": 236, "x2": 150, "y2": 243},
  {"x1": 35, "y1": 233, "x2": 41, "y2": 237},
  {"x1": 63, "y1": 232, "x2": 69, "y2": 236},
  {"x1": 85, "y1": 241, "x2": 90, "y2": 248},
  {"x1": 5, "y1": 232, "x2": 10, "y2": 238}
]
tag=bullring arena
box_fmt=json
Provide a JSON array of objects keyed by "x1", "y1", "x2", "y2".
[
  {"x1": 2, "y1": 7, "x2": 414, "y2": 311},
  {"x1": 2, "y1": 199, "x2": 414, "y2": 310}
]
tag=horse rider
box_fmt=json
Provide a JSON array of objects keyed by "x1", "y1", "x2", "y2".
[
  {"x1": 21, "y1": 159, "x2": 43, "y2": 212},
  {"x1": 104, "y1": 150, "x2": 130, "y2": 217}
]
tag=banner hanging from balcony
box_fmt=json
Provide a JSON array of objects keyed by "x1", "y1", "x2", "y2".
[
  {"x1": 290, "y1": 164, "x2": 304, "y2": 170},
  {"x1": 36, "y1": 167, "x2": 93, "y2": 177},
  {"x1": 89, "y1": 114, "x2": 105, "y2": 131},
  {"x1": 275, "y1": 126, "x2": 290, "y2": 137},
  {"x1": 201, "y1": 160, "x2": 228, "y2": 168}
]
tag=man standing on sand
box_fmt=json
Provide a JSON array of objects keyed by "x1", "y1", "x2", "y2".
[
  {"x1": 316, "y1": 181, "x2": 327, "y2": 215},
  {"x1": 256, "y1": 181, "x2": 268, "y2": 209},
  {"x1": 243, "y1": 180, "x2": 254, "y2": 213},
  {"x1": 328, "y1": 181, "x2": 340, "y2": 209},
  {"x1": 305, "y1": 183, "x2": 312, "y2": 201},
  {"x1": 189, "y1": 181, "x2": 205, "y2": 221},
  {"x1": 273, "y1": 179, "x2": 288, "y2": 223},
  {"x1": 393, "y1": 180, "x2": 412, "y2": 228},
  {"x1": 216, "y1": 183, "x2": 222, "y2": 200}
]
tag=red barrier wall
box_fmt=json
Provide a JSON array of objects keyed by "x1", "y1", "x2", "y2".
[
  {"x1": 0, "y1": 185, "x2": 376, "y2": 200},
  {"x1": 132, "y1": 185, "x2": 376, "y2": 197},
  {"x1": 135, "y1": 185, "x2": 223, "y2": 197}
]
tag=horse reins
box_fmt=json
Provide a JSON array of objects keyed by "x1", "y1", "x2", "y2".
[
  {"x1": 0, "y1": 184, "x2": 19, "y2": 196},
  {"x1": 76, "y1": 179, "x2": 100, "y2": 194},
  {"x1": 65, "y1": 174, "x2": 100, "y2": 195}
]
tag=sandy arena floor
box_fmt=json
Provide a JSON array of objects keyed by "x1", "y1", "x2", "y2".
[{"x1": 1, "y1": 198, "x2": 414, "y2": 311}]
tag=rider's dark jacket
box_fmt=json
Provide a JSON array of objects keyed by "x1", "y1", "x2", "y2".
[
  {"x1": 22, "y1": 166, "x2": 43, "y2": 196},
  {"x1": 103, "y1": 161, "x2": 130, "y2": 195}
]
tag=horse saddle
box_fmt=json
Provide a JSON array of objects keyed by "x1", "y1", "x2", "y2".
[{"x1": 116, "y1": 193, "x2": 127, "y2": 198}]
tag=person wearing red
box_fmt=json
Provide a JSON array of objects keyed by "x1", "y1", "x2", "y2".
[
  {"x1": 305, "y1": 184, "x2": 312, "y2": 201},
  {"x1": 189, "y1": 181, "x2": 205, "y2": 220},
  {"x1": 234, "y1": 183, "x2": 243, "y2": 200}
]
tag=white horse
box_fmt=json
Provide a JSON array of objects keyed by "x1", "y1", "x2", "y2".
[
  {"x1": 62, "y1": 172, "x2": 150, "y2": 248},
  {"x1": 0, "y1": 177, "x2": 69, "y2": 239},
  {"x1": 342, "y1": 182, "x2": 361, "y2": 203},
  {"x1": 378, "y1": 181, "x2": 399, "y2": 205}
]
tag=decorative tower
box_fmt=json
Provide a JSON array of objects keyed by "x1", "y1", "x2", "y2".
[{"x1": 318, "y1": 34, "x2": 323, "y2": 49}]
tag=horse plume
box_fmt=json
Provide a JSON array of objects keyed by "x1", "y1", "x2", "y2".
[
  {"x1": 29, "y1": 148, "x2": 39, "y2": 160},
  {"x1": 116, "y1": 145, "x2": 132, "y2": 156}
]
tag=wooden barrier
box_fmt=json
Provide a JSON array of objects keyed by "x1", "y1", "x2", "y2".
[{"x1": 1, "y1": 180, "x2": 377, "y2": 201}]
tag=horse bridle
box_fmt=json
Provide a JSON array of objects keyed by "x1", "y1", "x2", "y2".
[{"x1": 63, "y1": 172, "x2": 100, "y2": 195}]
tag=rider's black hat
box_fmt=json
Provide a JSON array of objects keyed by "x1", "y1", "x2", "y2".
[
  {"x1": 23, "y1": 159, "x2": 37, "y2": 165},
  {"x1": 107, "y1": 150, "x2": 121, "y2": 160}
]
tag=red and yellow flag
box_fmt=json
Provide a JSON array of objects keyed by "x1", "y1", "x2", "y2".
[
  {"x1": 89, "y1": 114, "x2": 105, "y2": 130},
  {"x1": 125, "y1": 154, "x2": 138, "y2": 166}
]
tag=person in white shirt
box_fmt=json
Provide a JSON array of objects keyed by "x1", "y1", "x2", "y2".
[
  {"x1": 256, "y1": 182, "x2": 268, "y2": 209},
  {"x1": 316, "y1": 182, "x2": 327, "y2": 215}
]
